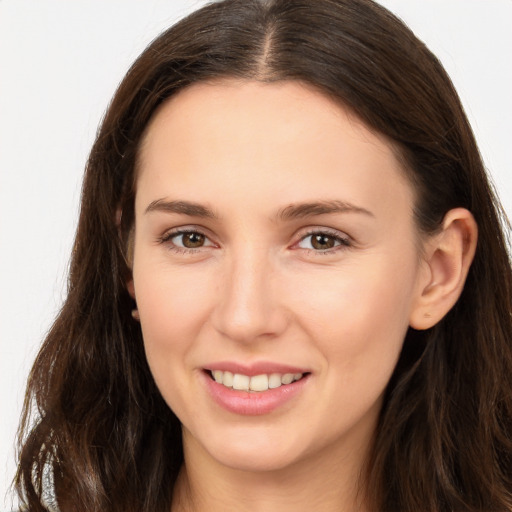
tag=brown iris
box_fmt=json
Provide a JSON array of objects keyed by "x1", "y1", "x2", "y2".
[
  {"x1": 311, "y1": 234, "x2": 337, "y2": 250},
  {"x1": 182, "y1": 232, "x2": 205, "y2": 248}
]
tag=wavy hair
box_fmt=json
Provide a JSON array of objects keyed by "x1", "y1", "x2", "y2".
[{"x1": 15, "y1": 1, "x2": 512, "y2": 510}]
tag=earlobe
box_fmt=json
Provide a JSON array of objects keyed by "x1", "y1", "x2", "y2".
[
  {"x1": 126, "y1": 279, "x2": 140, "y2": 321},
  {"x1": 409, "y1": 208, "x2": 478, "y2": 330}
]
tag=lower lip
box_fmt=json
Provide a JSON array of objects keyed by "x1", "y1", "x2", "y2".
[{"x1": 201, "y1": 371, "x2": 310, "y2": 416}]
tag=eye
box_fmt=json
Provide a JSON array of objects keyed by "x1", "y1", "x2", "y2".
[
  {"x1": 160, "y1": 229, "x2": 215, "y2": 250},
  {"x1": 174, "y1": 231, "x2": 207, "y2": 248},
  {"x1": 297, "y1": 231, "x2": 350, "y2": 251}
]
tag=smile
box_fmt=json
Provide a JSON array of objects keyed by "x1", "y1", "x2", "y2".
[
  {"x1": 203, "y1": 367, "x2": 311, "y2": 415},
  {"x1": 210, "y1": 370, "x2": 304, "y2": 392}
]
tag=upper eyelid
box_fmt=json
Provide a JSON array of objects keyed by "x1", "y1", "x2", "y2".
[
  {"x1": 160, "y1": 225, "x2": 213, "y2": 240},
  {"x1": 294, "y1": 226, "x2": 350, "y2": 241}
]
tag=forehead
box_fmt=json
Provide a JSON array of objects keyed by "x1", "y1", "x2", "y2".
[
  {"x1": 139, "y1": 78, "x2": 402, "y2": 166},
  {"x1": 135, "y1": 79, "x2": 414, "y2": 221}
]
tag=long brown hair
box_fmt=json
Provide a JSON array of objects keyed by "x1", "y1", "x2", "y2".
[{"x1": 15, "y1": 1, "x2": 512, "y2": 510}]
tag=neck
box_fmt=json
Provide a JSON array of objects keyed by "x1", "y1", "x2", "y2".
[{"x1": 171, "y1": 429, "x2": 371, "y2": 512}]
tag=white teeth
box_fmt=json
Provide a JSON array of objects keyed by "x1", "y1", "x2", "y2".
[
  {"x1": 268, "y1": 373, "x2": 282, "y2": 389},
  {"x1": 232, "y1": 373, "x2": 250, "y2": 391},
  {"x1": 249, "y1": 374, "x2": 268, "y2": 392},
  {"x1": 223, "y1": 371, "x2": 234, "y2": 387},
  {"x1": 281, "y1": 373, "x2": 294, "y2": 385},
  {"x1": 210, "y1": 370, "x2": 305, "y2": 392}
]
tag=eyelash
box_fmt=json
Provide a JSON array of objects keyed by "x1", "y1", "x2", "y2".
[
  {"x1": 158, "y1": 229, "x2": 214, "y2": 255},
  {"x1": 157, "y1": 228, "x2": 352, "y2": 255},
  {"x1": 295, "y1": 229, "x2": 352, "y2": 255}
]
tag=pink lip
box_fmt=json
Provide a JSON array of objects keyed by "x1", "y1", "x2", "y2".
[
  {"x1": 205, "y1": 361, "x2": 309, "y2": 376},
  {"x1": 201, "y1": 367, "x2": 310, "y2": 416}
]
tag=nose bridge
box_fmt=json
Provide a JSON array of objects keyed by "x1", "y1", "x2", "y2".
[{"x1": 213, "y1": 243, "x2": 284, "y2": 343}]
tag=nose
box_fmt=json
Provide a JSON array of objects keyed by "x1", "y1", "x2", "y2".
[{"x1": 211, "y1": 248, "x2": 288, "y2": 344}]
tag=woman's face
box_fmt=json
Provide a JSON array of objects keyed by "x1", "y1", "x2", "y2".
[{"x1": 131, "y1": 80, "x2": 429, "y2": 472}]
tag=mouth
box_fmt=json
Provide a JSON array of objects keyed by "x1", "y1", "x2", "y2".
[
  {"x1": 206, "y1": 369, "x2": 308, "y2": 392},
  {"x1": 202, "y1": 365, "x2": 311, "y2": 415}
]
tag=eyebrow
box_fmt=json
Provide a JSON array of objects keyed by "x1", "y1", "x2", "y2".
[
  {"x1": 276, "y1": 200, "x2": 374, "y2": 221},
  {"x1": 145, "y1": 199, "x2": 218, "y2": 218},
  {"x1": 144, "y1": 198, "x2": 373, "y2": 220}
]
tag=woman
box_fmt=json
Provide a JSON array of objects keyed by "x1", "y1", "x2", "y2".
[{"x1": 15, "y1": 0, "x2": 512, "y2": 511}]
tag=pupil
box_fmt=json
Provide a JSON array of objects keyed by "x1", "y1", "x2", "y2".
[
  {"x1": 183, "y1": 232, "x2": 205, "y2": 248},
  {"x1": 312, "y1": 234, "x2": 335, "y2": 250}
]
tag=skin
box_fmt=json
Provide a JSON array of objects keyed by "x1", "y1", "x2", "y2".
[{"x1": 128, "y1": 79, "x2": 476, "y2": 511}]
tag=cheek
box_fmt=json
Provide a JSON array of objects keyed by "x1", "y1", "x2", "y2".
[
  {"x1": 292, "y1": 256, "x2": 417, "y2": 380},
  {"x1": 132, "y1": 265, "x2": 217, "y2": 417},
  {"x1": 297, "y1": 262, "x2": 413, "y2": 332},
  {"x1": 133, "y1": 263, "x2": 215, "y2": 367}
]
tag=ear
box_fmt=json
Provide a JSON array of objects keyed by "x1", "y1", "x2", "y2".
[
  {"x1": 409, "y1": 208, "x2": 478, "y2": 330},
  {"x1": 127, "y1": 278, "x2": 136, "y2": 300},
  {"x1": 117, "y1": 207, "x2": 136, "y2": 299}
]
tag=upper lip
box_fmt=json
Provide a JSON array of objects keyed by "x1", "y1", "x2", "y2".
[{"x1": 205, "y1": 361, "x2": 310, "y2": 376}]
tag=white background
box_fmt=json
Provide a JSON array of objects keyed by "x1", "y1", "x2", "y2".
[{"x1": 1, "y1": 1, "x2": 511, "y2": 508}]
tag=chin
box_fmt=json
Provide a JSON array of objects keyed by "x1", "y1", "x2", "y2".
[
  {"x1": 187, "y1": 424, "x2": 308, "y2": 473},
  {"x1": 211, "y1": 445, "x2": 302, "y2": 473}
]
